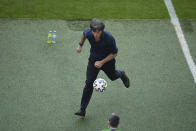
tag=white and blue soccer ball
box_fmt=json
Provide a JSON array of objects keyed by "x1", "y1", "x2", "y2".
[{"x1": 93, "y1": 78, "x2": 107, "y2": 92}]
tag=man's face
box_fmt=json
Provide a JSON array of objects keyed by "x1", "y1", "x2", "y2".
[{"x1": 92, "y1": 30, "x2": 102, "y2": 42}]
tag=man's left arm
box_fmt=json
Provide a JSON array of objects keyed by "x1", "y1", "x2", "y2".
[{"x1": 94, "y1": 53, "x2": 117, "y2": 68}]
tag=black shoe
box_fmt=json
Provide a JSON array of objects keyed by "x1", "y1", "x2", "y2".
[
  {"x1": 121, "y1": 71, "x2": 130, "y2": 88},
  {"x1": 74, "y1": 109, "x2": 86, "y2": 117}
]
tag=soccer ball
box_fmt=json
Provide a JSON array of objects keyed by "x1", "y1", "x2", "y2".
[{"x1": 93, "y1": 78, "x2": 107, "y2": 92}]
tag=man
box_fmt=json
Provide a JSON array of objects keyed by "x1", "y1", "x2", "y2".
[
  {"x1": 75, "y1": 18, "x2": 130, "y2": 117},
  {"x1": 102, "y1": 113, "x2": 120, "y2": 131}
]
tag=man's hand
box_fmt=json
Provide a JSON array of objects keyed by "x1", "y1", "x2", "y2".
[
  {"x1": 94, "y1": 53, "x2": 117, "y2": 68},
  {"x1": 76, "y1": 45, "x2": 82, "y2": 53},
  {"x1": 94, "y1": 60, "x2": 104, "y2": 68}
]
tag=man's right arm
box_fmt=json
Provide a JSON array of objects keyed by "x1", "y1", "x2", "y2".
[
  {"x1": 80, "y1": 34, "x2": 86, "y2": 45},
  {"x1": 76, "y1": 34, "x2": 86, "y2": 53}
]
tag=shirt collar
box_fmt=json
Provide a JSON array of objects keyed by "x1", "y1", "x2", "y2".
[
  {"x1": 100, "y1": 30, "x2": 105, "y2": 39},
  {"x1": 110, "y1": 127, "x2": 117, "y2": 130}
]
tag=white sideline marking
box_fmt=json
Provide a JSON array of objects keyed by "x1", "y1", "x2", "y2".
[{"x1": 164, "y1": 0, "x2": 196, "y2": 84}]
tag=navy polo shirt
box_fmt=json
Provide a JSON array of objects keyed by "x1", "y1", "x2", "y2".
[{"x1": 83, "y1": 29, "x2": 118, "y2": 61}]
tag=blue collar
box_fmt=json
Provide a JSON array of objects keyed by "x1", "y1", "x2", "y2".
[
  {"x1": 100, "y1": 30, "x2": 105, "y2": 39},
  {"x1": 91, "y1": 30, "x2": 105, "y2": 40},
  {"x1": 110, "y1": 128, "x2": 117, "y2": 130}
]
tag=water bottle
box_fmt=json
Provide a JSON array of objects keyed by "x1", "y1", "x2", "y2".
[
  {"x1": 52, "y1": 30, "x2": 56, "y2": 44},
  {"x1": 47, "y1": 30, "x2": 52, "y2": 44}
]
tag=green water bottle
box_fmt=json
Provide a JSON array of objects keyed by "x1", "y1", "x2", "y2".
[{"x1": 47, "y1": 30, "x2": 52, "y2": 44}]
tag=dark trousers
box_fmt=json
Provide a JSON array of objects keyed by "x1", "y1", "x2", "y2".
[{"x1": 80, "y1": 58, "x2": 123, "y2": 110}]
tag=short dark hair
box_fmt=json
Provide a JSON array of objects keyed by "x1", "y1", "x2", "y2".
[
  {"x1": 90, "y1": 18, "x2": 105, "y2": 32},
  {"x1": 109, "y1": 114, "x2": 120, "y2": 128}
]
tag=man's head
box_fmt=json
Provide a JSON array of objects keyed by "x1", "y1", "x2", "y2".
[
  {"x1": 108, "y1": 113, "x2": 120, "y2": 128},
  {"x1": 90, "y1": 18, "x2": 105, "y2": 41},
  {"x1": 90, "y1": 18, "x2": 105, "y2": 32}
]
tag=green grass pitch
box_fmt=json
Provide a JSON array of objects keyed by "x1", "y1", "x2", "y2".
[{"x1": 0, "y1": 0, "x2": 196, "y2": 130}]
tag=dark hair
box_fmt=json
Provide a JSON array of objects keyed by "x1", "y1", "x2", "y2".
[
  {"x1": 109, "y1": 114, "x2": 120, "y2": 128},
  {"x1": 90, "y1": 18, "x2": 105, "y2": 32}
]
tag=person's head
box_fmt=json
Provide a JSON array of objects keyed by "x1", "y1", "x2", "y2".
[
  {"x1": 108, "y1": 113, "x2": 120, "y2": 128},
  {"x1": 90, "y1": 18, "x2": 105, "y2": 41}
]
